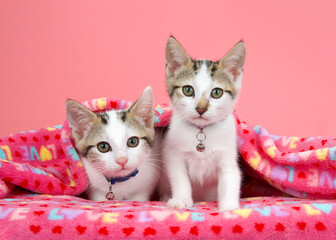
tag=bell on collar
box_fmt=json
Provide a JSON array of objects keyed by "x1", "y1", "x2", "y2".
[
  {"x1": 196, "y1": 127, "x2": 206, "y2": 152},
  {"x1": 196, "y1": 143, "x2": 205, "y2": 152},
  {"x1": 106, "y1": 191, "x2": 115, "y2": 200}
]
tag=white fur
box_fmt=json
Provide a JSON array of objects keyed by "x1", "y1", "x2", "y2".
[
  {"x1": 83, "y1": 111, "x2": 161, "y2": 201},
  {"x1": 163, "y1": 63, "x2": 242, "y2": 211},
  {"x1": 67, "y1": 87, "x2": 161, "y2": 202}
]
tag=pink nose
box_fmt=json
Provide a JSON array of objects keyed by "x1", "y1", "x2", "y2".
[
  {"x1": 116, "y1": 157, "x2": 128, "y2": 167},
  {"x1": 196, "y1": 107, "x2": 207, "y2": 116}
]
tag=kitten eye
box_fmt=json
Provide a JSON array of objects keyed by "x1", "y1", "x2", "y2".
[
  {"x1": 97, "y1": 142, "x2": 111, "y2": 153},
  {"x1": 127, "y1": 137, "x2": 139, "y2": 148},
  {"x1": 182, "y1": 85, "x2": 194, "y2": 97},
  {"x1": 211, "y1": 88, "x2": 223, "y2": 99}
]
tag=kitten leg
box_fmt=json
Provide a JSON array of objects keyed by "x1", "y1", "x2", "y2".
[
  {"x1": 87, "y1": 188, "x2": 107, "y2": 202},
  {"x1": 165, "y1": 151, "x2": 193, "y2": 208},
  {"x1": 129, "y1": 190, "x2": 151, "y2": 201},
  {"x1": 217, "y1": 158, "x2": 241, "y2": 211}
]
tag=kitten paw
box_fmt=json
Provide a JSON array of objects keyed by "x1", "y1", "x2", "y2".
[
  {"x1": 167, "y1": 198, "x2": 193, "y2": 209},
  {"x1": 218, "y1": 203, "x2": 240, "y2": 211}
]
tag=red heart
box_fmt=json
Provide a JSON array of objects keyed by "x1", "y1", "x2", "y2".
[
  {"x1": 209, "y1": 212, "x2": 219, "y2": 216},
  {"x1": 322, "y1": 139, "x2": 327, "y2": 146},
  {"x1": 124, "y1": 214, "x2": 134, "y2": 219},
  {"x1": 250, "y1": 139, "x2": 255, "y2": 145},
  {"x1": 3, "y1": 177, "x2": 13, "y2": 182},
  {"x1": 34, "y1": 211, "x2": 45, "y2": 217},
  {"x1": 143, "y1": 227, "x2": 156, "y2": 236},
  {"x1": 189, "y1": 226, "x2": 198, "y2": 236},
  {"x1": 169, "y1": 226, "x2": 180, "y2": 234},
  {"x1": 300, "y1": 138, "x2": 306, "y2": 142},
  {"x1": 33, "y1": 136, "x2": 39, "y2": 142},
  {"x1": 292, "y1": 206, "x2": 301, "y2": 211},
  {"x1": 243, "y1": 129, "x2": 249, "y2": 134},
  {"x1": 73, "y1": 173, "x2": 78, "y2": 179},
  {"x1": 60, "y1": 183, "x2": 66, "y2": 191},
  {"x1": 232, "y1": 225, "x2": 243, "y2": 233},
  {"x1": 211, "y1": 225, "x2": 222, "y2": 234},
  {"x1": 241, "y1": 151, "x2": 248, "y2": 160},
  {"x1": 99, "y1": 227, "x2": 109, "y2": 235},
  {"x1": 298, "y1": 172, "x2": 306, "y2": 179},
  {"x1": 8, "y1": 138, "x2": 15, "y2": 143},
  {"x1": 20, "y1": 179, "x2": 28, "y2": 188},
  {"x1": 52, "y1": 225, "x2": 62, "y2": 234},
  {"x1": 110, "y1": 101, "x2": 118, "y2": 109},
  {"x1": 275, "y1": 223, "x2": 285, "y2": 231},
  {"x1": 53, "y1": 164, "x2": 60, "y2": 167},
  {"x1": 254, "y1": 223, "x2": 265, "y2": 232},
  {"x1": 55, "y1": 134, "x2": 61, "y2": 140},
  {"x1": 44, "y1": 135, "x2": 50, "y2": 141},
  {"x1": 76, "y1": 225, "x2": 87, "y2": 235},
  {"x1": 315, "y1": 222, "x2": 326, "y2": 231},
  {"x1": 15, "y1": 151, "x2": 21, "y2": 158},
  {"x1": 297, "y1": 222, "x2": 307, "y2": 230},
  {"x1": 39, "y1": 204, "x2": 48, "y2": 208},
  {"x1": 47, "y1": 182, "x2": 54, "y2": 191},
  {"x1": 30, "y1": 225, "x2": 41, "y2": 234},
  {"x1": 122, "y1": 227, "x2": 135, "y2": 236},
  {"x1": 236, "y1": 118, "x2": 241, "y2": 124},
  {"x1": 20, "y1": 136, "x2": 27, "y2": 142},
  {"x1": 309, "y1": 146, "x2": 314, "y2": 150}
]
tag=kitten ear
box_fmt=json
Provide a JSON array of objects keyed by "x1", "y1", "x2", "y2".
[
  {"x1": 165, "y1": 36, "x2": 191, "y2": 77},
  {"x1": 65, "y1": 99, "x2": 97, "y2": 141},
  {"x1": 219, "y1": 41, "x2": 246, "y2": 81},
  {"x1": 128, "y1": 87, "x2": 154, "y2": 128}
]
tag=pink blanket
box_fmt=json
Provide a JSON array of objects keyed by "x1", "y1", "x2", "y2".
[{"x1": 0, "y1": 97, "x2": 335, "y2": 239}]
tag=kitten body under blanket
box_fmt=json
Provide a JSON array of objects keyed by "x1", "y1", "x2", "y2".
[
  {"x1": 163, "y1": 37, "x2": 245, "y2": 211},
  {"x1": 66, "y1": 87, "x2": 161, "y2": 201}
]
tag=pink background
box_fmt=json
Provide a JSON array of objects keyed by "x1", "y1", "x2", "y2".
[{"x1": 0, "y1": 1, "x2": 335, "y2": 137}]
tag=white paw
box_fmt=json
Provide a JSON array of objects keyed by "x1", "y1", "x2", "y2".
[
  {"x1": 218, "y1": 202, "x2": 240, "y2": 211},
  {"x1": 167, "y1": 198, "x2": 193, "y2": 209}
]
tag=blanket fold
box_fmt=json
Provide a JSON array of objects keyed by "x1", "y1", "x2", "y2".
[{"x1": 0, "y1": 97, "x2": 335, "y2": 199}]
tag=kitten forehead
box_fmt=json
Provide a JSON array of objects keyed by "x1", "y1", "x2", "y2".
[
  {"x1": 75, "y1": 109, "x2": 153, "y2": 156},
  {"x1": 167, "y1": 60, "x2": 237, "y2": 98},
  {"x1": 119, "y1": 109, "x2": 154, "y2": 144}
]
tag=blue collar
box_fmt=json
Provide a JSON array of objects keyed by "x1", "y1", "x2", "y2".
[{"x1": 105, "y1": 169, "x2": 139, "y2": 185}]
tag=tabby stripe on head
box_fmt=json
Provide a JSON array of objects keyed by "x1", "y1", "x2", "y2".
[
  {"x1": 141, "y1": 137, "x2": 152, "y2": 147},
  {"x1": 99, "y1": 113, "x2": 109, "y2": 125},
  {"x1": 170, "y1": 86, "x2": 180, "y2": 98},
  {"x1": 225, "y1": 90, "x2": 234, "y2": 99},
  {"x1": 119, "y1": 111, "x2": 127, "y2": 122},
  {"x1": 84, "y1": 145, "x2": 94, "y2": 157}
]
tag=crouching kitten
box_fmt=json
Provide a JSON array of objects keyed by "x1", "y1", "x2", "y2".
[
  {"x1": 66, "y1": 87, "x2": 160, "y2": 201},
  {"x1": 163, "y1": 37, "x2": 245, "y2": 211}
]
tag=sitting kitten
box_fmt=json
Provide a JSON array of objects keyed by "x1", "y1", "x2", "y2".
[
  {"x1": 66, "y1": 87, "x2": 160, "y2": 201},
  {"x1": 163, "y1": 37, "x2": 245, "y2": 211}
]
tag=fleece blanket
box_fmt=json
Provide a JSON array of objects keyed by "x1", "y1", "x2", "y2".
[{"x1": 0, "y1": 97, "x2": 336, "y2": 239}]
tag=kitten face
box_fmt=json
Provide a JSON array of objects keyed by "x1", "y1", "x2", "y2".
[
  {"x1": 165, "y1": 37, "x2": 246, "y2": 127},
  {"x1": 66, "y1": 87, "x2": 154, "y2": 178}
]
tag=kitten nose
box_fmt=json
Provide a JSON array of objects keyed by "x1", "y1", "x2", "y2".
[
  {"x1": 196, "y1": 107, "x2": 207, "y2": 116},
  {"x1": 116, "y1": 157, "x2": 128, "y2": 167}
]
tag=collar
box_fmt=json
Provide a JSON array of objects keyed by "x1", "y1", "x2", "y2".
[{"x1": 105, "y1": 169, "x2": 139, "y2": 185}]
